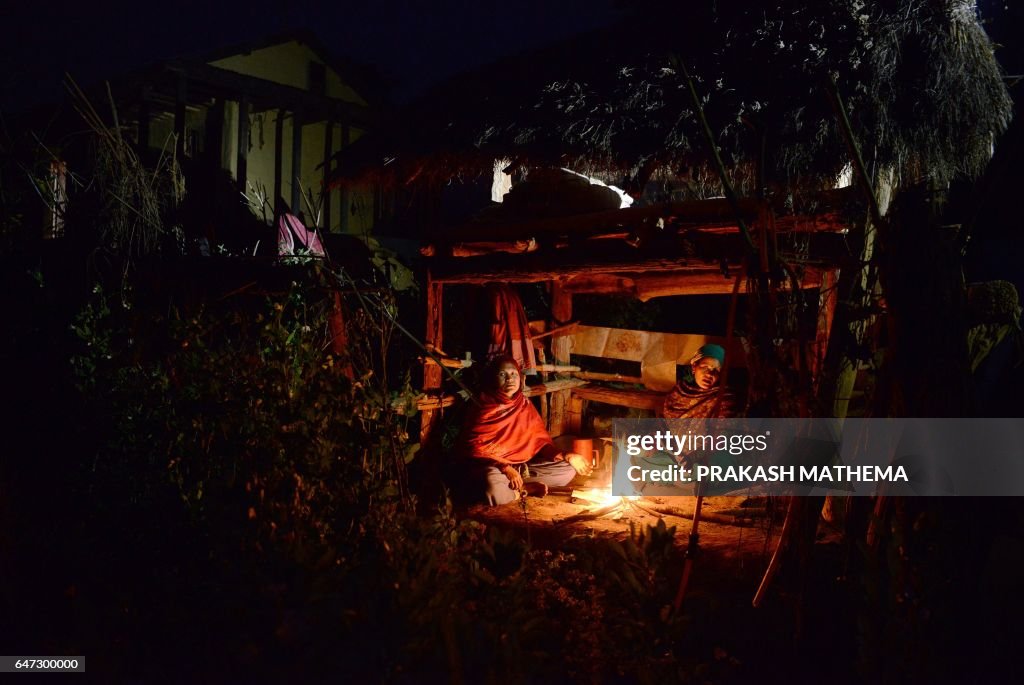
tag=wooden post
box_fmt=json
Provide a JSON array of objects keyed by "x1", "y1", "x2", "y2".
[
  {"x1": 420, "y1": 277, "x2": 444, "y2": 445},
  {"x1": 566, "y1": 395, "x2": 584, "y2": 435},
  {"x1": 273, "y1": 109, "x2": 284, "y2": 218},
  {"x1": 291, "y1": 110, "x2": 303, "y2": 215},
  {"x1": 548, "y1": 281, "x2": 572, "y2": 436},
  {"x1": 236, "y1": 96, "x2": 249, "y2": 194}
]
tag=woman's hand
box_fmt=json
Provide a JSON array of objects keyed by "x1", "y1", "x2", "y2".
[
  {"x1": 564, "y1": 452, "x2": 593, "y2": 476},
  {"x1": 503, "y1": 465, "x2": 524, "y2": 490}
]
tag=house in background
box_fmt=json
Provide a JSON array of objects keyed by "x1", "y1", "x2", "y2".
[{"x1": 117, "y1": 31, "x2": 380, "y2": 238}]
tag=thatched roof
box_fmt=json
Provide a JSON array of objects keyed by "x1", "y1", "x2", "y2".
[{"x1": 330, "y1": 0, "x2": 1012, "y2": 197}]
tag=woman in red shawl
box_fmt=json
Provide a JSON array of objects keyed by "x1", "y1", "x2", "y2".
[{"x1": 457, "y1": 356, "x2": 591, "y2": 506}]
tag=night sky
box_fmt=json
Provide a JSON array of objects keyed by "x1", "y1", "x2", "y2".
[
  {"x1": 3, "y1": 1, "x2": 1018, "y2": 110},
  {"x1": 0, "y1": 0, "x2": 623, "y2": 111}
]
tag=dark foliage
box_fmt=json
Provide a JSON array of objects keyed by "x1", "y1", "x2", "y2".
[{"x1": 332, "y1": 1, "x2": 1011, "y2": 199}]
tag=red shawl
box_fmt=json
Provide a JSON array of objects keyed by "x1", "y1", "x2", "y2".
[{"x1": 458, "y1": 389, "x2": 556, "y2": 464}]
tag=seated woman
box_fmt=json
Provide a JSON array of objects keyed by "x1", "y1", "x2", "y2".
[
  {"x1": 630, "y1": 344, "x2": 738, "y2": 496},
  {"x1": 662, "y1": 343, "x2": 737, "y2": 419},
  {"x1": 455, "y1": 355, "x2": 592, "y2": 506}
]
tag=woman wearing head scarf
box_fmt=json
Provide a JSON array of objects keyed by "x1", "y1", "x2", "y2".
[
  {"x1": 456, "y1": 356, "x2": 592, "y2": 506},
  {"x1": 662, "y1": 344, "x2": 737, "y2": 419}
]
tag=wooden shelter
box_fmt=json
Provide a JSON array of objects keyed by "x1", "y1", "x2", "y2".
[{"x1": 413, "y1": 181, "x2": 855, "y2": 443}]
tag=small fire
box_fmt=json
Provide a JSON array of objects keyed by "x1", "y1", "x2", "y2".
[{"x1": 571, "y1": 488, "x2": 639, "y2": 509}]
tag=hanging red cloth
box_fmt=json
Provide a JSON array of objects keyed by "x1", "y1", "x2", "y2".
[{"x1": 486, "y1": 284, "x2": 537, "y2": 373}]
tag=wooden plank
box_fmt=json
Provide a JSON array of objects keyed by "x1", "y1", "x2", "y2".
[{"x1": 572, "y1": 385, "x2": 666, "y2": 411}]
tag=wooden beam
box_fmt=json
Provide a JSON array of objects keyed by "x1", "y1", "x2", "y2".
[
  {"x1": 428, "y1": 232, "x2": 849, "y2": 284},
  {"x1": 574, "y1": 371, "x2": 644, "y2": 384},
  {"x1": 434, "y1": 253, "x2": 695, "y2": 284},
  {"x1": 572, "y1": 385, "x2": 666, "y2": 411},
  {"x1": 560, "y1": 267, "x2": 826, "y2": 299},
  {"x1": 448, "y1": 239, "x2": 538, "y2": 257}
]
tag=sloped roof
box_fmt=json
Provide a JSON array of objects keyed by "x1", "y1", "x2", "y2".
[{"x1": 195, "y1": 29, "x2": 384, "y2": 107}]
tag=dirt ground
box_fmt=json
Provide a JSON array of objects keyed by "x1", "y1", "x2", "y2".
[{"x1": 463, "y1": 466, "x2": 843, "y2": 596}]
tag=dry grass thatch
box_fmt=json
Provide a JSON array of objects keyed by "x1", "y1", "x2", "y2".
[{"x1": 331, "y1": 0, "x2": 1012, "y2": 197}]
